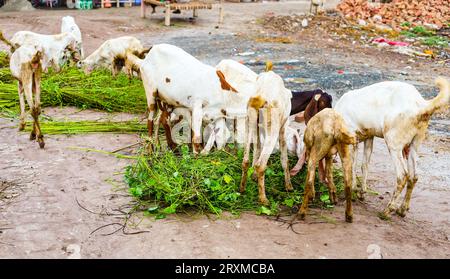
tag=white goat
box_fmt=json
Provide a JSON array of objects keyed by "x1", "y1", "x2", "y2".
[
  {"x1": 198, "y1": 59, "x2": 259, "y2": 153},
  {"x1": 0, "y1": 30, "x2": 80, "y2": 72},
  {"x1": 61, "y1": 16, "x2": 84, "y2": 58},
  {"x1": 335, "y1": 77, "x2": 450, "y2": 217},
  {"x1": 10, "y1": 45, "x2": 50, "y2": 148},
  {"x1": 240, "y1": 71, "x2": 293, "y2": 205},
  {"x1": 126, "y1": 44, "x2": 250, "y2": 153},
  {"x1": 81, "y1": 36, "x2": 150, "y2": 78},
  {"x1": 210, "y1": 60, "x2": 303, "y2": 158}
]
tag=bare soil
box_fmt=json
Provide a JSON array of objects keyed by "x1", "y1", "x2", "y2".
[{"x1": 0, "y1": 2, "x2": 449, "y2": 258}]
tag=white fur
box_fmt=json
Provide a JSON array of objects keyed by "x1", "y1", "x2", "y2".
[
  {"x1": 61, "y1": 16, "x2": 84, "y2": 58},
  {"x1": 81, "y1": 36, "x2": 146, "y2": 75},
  {"x1": 128, "y1": 44, "x2": 254, "y2": 153},
  {"x1": 10, "y1": 31, "x2": 79, "y2": 72},
  {"x1": 335, "y1": 78, "x2": 450, "y2": 216},
  {"x1": 240, "y1": 71, "x2": 293, "y2": 204}
]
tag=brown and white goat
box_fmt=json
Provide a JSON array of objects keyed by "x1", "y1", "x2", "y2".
[
  {"x1": 335, "y1": 77, "x2": 450, "y2": 218},
  {"x1": 126, "y1": 44, "x2": 250, "y2": 154},
  {"x1": 10, "y1": 45, "x2": 48, "y2": 148},
  {"x1": 240, "y1": 71, "x2": 293, "y2": 205},
  {"x1": 0, "y1": 30, "x2": 81, "y2": 71},
  {"x1": 298, "y1": 108, "x2": 356, "y2": 222},
  {"x1": 290, "y1": 91, "x2": 333, "y2": 180}
]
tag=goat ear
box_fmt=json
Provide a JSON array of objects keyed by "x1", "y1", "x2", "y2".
[
  {"x1": 142, "y1": 47, "x2": 152, "y2": 55},
  {"x1": 304, "y1": 97, "x2": 320, "y2": 125},
  {"x1": 216, "y1": 70, "x2": 238, "y2": 93},
  {"x1": 265, "y1": 60, "x2": 273, "y2": 72}
]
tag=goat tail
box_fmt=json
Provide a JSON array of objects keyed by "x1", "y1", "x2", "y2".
[
  {"x1": 0, "y1": 30, "x2": 15, "y2": 52},
  {"x1": 336, "y1": 116, "x2": 357, "y2": 145},
  {"x1": 336, "y1": 128, "x2": 356, "y2": 145},
  {"x1": 421, "y1": 77, "x2": 450, "y2": 117}
]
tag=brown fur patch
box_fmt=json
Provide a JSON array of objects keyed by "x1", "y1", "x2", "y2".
[
  {"x1": 221, "y1": 109, "x2": 227, "y2": 116},
  {"x1": 216, "y1": 70, "x2": 238, "y2": 93},
  {"x1": 165, "y1": 77, "x2": 171, "y2": 83},
  {"x1": 136, "y1": 47, "x2": 152, "y2": 58},
  {"x1": 248, "y1": 96, "x2": 266, "y2": 110}
]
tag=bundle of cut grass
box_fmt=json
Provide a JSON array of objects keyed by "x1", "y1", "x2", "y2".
[
  {"x1": 39, "y1": 68, "x2": 147, "y2": 113},
  {"x1": 0, "y1": 53, "x2": 147, "y2": 114},
  {"x1": 23, "y1": 120, "x2": 146, "y2": 135},
  {"x1": 125, "y1": 145, "x2": 344, "y2": 218}
]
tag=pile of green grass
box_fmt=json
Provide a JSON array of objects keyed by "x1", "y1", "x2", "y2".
[
  {"x1": 0, "y1": 51, "x2": 147, "y2": 114},
  {"x1": 125, "y1": 145, "x2": 344, "y2": 218},
  {"x1": 0, "y1": 51, "x2": 149, "y2": 134}
]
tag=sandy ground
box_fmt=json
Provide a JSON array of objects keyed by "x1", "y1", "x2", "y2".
[{"x1": 1, "y1": 2, "x2": 450, "y2": 258}]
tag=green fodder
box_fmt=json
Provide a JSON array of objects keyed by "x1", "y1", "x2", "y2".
[
  {"x1": 23, "y1": 120, "x2": 146, "y2": 135},
  {"x1": 0, "y1": 51, "x2": 9, "y2": 68},
  {"x1": 0, "y1": 61, "x2": 147, "y2": 114},
  {"x1": 0, "y1": 68, "x2": 13, "y2": 83},
  {"x1": 39, "y1": 67, "x2": 147, "y2": 113},
  {"x1": 125, "y1": 145, "x2": 345, "y2": 218}
]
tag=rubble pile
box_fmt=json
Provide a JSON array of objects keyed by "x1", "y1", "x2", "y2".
[
  {"x1": 337, "y1": 0, "x2": 450, "y2": 29},
  {"x1": 262, "y1": 14, "x2": 311, "y2": 33}
]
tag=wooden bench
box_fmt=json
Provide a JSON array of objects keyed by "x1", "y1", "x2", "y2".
[
  {"x1": 101, "y1": 0, "x2": 133, "y2": 8},
  {"x1": 140, "y1": 0, "x2": 224, "y2": 26}
]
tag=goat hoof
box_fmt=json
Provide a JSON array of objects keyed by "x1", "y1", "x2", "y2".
[
  {"x1": 345, "y1": 214, "x2": 353, "y2": 223},
  {"x1": 259, "y1": 197, "x2": 270, "y2": 206},
  {"x1": 396, "y1": 207, "x2": 407, "y2": 218},
  {"x1": 18, "y1": 123, "x2": 26, "y2": 131},
  {"x1": 378, "y1": 211, "x2": 391, "y2": 221},
  {"x1": 29, "y1": 132, "x2": 36, "y2": 141},
  {"x1": 298, "y1": 211, "x2": 306, "y2": 220},
  {"x1": 251, "y1": 172, "x2": 258, "y2": 181},
  {"x1": 38, "y1": 138, "x2": 45, "y2": 149}
]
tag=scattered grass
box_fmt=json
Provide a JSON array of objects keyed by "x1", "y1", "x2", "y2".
[
  {"x1": 23, "y1": 120, "x2": 146, "y2": 135},
  {"x1": 124, "y1": 144, "x2": 345, "y2": 218},
  {"x1": 400, "y1": 26, "x2": 449, "y2": 48},
  {"x1": 421, "y1": 36, "x2": 449, "y2": 47}
]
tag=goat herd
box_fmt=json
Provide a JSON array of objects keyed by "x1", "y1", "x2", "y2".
[{"x1": 0, "y1": 16, "x2": 448, "y2": 223}]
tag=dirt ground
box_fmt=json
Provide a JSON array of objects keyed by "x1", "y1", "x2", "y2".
[{"x1": 1, "y1": 2, "x2": 450, "y2": 258}]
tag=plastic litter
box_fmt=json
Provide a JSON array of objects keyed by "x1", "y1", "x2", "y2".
[{"x1": 373, "y1": 38, "x2": 409, "y2": 47}]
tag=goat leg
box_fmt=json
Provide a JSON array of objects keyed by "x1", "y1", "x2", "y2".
[
  {"x1": 290, "y1": 148, "x2": 306, "y2": 176},
  {"x1": 299, "y1": 158, "x2": 316, "y2": 220},
  {"x1": 325, "y1": 156, "x2": 337, "y2": 205}
]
